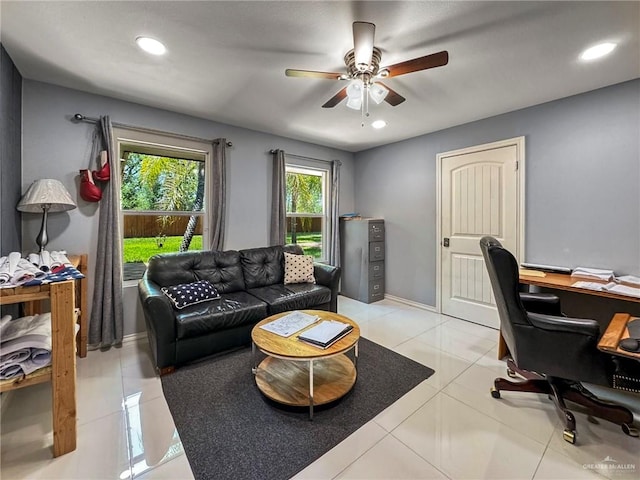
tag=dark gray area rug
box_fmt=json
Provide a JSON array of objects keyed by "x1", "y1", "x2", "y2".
[{"x1": 161, "y1": 337, "x2": 435, "y2": 480}]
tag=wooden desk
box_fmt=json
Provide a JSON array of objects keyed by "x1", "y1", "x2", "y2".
[
  {"x1": 598, "y1": 313, "x2": 640, "y2": 361},
  {"x1": 520, "y1": 272, "x2": 640, "y2": 304},
  {"x1": 496, "y1": 273, "x2": 640, "y2": 359},
  {"x1": 0, "y1": 281, "x2": 77, "y2": 456}
]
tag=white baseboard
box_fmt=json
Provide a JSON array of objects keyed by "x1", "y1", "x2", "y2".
[
  {"x1": 122, "y1": 332, "x2": 147, "y2": 345},
  {"x1": 384, "y1": 294, "x2": 436, "y2": 312},
  {"x1": 87, "y1": 332, "x2": 147, "y2": 351}
]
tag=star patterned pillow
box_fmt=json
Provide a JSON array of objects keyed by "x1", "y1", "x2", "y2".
[
  {"x1": 283, "y1": 252, "x2": 316, "y2": 285},
  {"x1": 161, "y1": 280, "x2": 220, "y2": 309}
]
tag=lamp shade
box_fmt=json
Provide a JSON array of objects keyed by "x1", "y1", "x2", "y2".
[{"x1": 17, "y1": 179, "x2": 77, "y2": 213}]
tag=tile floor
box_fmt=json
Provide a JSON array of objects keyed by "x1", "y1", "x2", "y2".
[{"x1": 1, "y1": 296, "x2": 639, "y2": 479}]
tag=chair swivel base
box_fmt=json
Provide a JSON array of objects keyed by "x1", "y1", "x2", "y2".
[{"x1": 490, "y1": 375, "x2": 638, "y2": 444}]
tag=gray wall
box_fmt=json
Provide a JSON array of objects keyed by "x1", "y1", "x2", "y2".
[
  {"x1": 1, "y1": 45, "x2": 22, "y2": 256},
  {"x1": 354, "y1": 79, "x2": 640, "y2": 307},
  {"x1": 1, "y1": 45, "x2": 22, "y2": 319},
  {"x1": 21, "y1": 80, "x2": 355, "y2": 335}
]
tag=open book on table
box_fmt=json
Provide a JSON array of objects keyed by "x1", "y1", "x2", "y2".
[
  {"x1": 298, "y1": 320, "x2": 353, "y2": 349},
  {"x1": 572, "y1": 281, "x2": 640, "y2": 299}
]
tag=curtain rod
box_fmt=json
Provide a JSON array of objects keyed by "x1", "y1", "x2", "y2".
[
  {"x1": 71, "y1": 113, "x2": 232, "y2": 147},
  {"x1": 269, "y1": 150, "x2": 341, "y2": 166}
]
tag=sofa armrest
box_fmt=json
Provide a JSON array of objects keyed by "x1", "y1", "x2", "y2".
[
  {"x1": 314, "y1": 263, "x2": 341, "y2": 312},
  {"x1": 138, "y1": 274, "x2": 178, "y2": 369}
]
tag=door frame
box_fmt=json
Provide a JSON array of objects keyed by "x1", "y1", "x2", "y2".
[{"x1": 435, "y1": 136, "x2": 526, "y2": 314}]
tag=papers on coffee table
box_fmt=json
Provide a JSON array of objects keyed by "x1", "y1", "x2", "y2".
[{"x1": 259, "y1": 311, "x2": 319, "y2": 337}]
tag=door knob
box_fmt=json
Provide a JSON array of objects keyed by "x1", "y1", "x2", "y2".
[{"x1": 443, "y1": 238, "x2": 450, "y2": 247}]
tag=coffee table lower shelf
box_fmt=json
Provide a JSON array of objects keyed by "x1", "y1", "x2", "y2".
[{"x1": 254, "y1": 354, "x2": 356, "y2": 410}]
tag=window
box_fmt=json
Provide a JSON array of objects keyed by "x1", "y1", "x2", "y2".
[
  {"x1": 285, "y1": 160, "x2": 330, "y2": 261},
  {"x1": 116, "y1": 131, "x2": 211, "y2": 281}
]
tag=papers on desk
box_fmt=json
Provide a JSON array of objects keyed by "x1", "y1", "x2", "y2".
[
  {"x1": 572, "y1": 281, "x2": 640, "y2": 299},
  {"x1": 259, "y1": 311, "x2": 318, "y2": 337},
  {"x1": 605, "y1": 283, "x2": 640, "y2": 299},
  {"x1": 617, "y1": 275, "x2": 640, "y2": 287},
  {"x1": 571, "y1": 267, "x2": 614, "y2": 281}
]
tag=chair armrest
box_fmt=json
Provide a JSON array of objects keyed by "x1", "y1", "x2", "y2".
[
  {"x1": 138, "y1": 274, "x2": 177, "y2": 368},
  {"x1": 313, "y1": 263, "x2": 341, "y2": 312},
  {"x1": 527, "y1": 312, "x2": 601, "y2": 337},
  {"x1": 519, "y1": 292, "x2": 563, "y2": 316}
]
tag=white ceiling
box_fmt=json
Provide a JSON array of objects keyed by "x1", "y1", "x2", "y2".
[{"x1": 2, "y1": 1, "x2": 638, "y2": 152}]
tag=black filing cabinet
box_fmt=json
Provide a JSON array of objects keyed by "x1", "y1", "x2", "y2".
[{"x1": 340, "y1": 218, "x2": 385, "y2": 303}]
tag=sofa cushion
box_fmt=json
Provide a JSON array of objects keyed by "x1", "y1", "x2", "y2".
[
  {"x1": 240, "y1": 246, "x2": 284, "y2": 288},
  {"x1": 148, "y1": 250, "x2": 245, "y2": 293},
  {"x1": 247, "y1": 283, "x2": 331, "y2": 314},
  {"x1": 194, "y1": 250, "x2": 246, "y2": 293},
  {"x1": 175, "y1": 291, "x2": 267, "y2": 340},
  {"x1": 284, "y1": 252, "x2": 315, "y2": 284},
  {"x1": 162, "y1": 280, "x2": 220, "y2": 309}
]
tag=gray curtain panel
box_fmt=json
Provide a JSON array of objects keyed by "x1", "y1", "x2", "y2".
[
  {"x1": 329, "y1": 160, "x2": 341, "y2": 266},
  {"x1": 89, "y1": 116, "x2": 124, "y2": 348},
  {"x1": 209, "y1": 139, "x2": 227, "y2": 250},
  {"x1": 270, "y1": 149, "x2": 286, "y2": 246}
]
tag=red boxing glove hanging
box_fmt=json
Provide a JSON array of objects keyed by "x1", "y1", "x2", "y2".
[
  {"x1": 93, "y1": 150, "x2": 110, "y2": 182},
  {"x1": 79, "y1": 169, "x2": 102, "y2": 202}
]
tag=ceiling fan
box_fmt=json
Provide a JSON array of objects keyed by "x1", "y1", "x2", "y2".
[{"x1": 285, "y1": 21, "x2": 448, "y2": 113}]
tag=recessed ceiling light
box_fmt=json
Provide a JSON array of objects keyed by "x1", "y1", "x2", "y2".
[
  {"x1": 580, "y1": 42, "x2": 616, "y2": 61},
  {"x1": 136, "y1": 36, "x2": 166, "y2": 56},
  {"x1": 371, "y1": 120, "x2": 387, "y2": 129}
]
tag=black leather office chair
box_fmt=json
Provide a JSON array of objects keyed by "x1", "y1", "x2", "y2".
[{"x1": 480, "y1": 236, "x2": 638, "y2": 444}]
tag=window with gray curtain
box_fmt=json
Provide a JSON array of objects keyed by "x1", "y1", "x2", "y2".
[
  {"x1": 113, "y1": 128, "x2": 213, "y2": 281},
  {"x1": 271, "y1": 151, "x2": 341, "y2": 265}
]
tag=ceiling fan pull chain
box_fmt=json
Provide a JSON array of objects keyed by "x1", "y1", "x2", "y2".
[{"x1": 361, "y1": 85, "x2": 366, "y2": 127}]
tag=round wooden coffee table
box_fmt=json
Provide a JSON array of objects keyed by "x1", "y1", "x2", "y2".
[{"x1": 251, "y1": 310, "x2": 360, "y2": 419}]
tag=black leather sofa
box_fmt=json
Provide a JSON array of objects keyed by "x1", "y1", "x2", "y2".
[{"x1": 138, "y1": 244, "x2": 340, "y2": 372}]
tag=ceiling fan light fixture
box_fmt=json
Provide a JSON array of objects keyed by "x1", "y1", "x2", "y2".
[
  {"x1": 346, "y1": 96, "x2": 362, "y2": 110},
  {"x1": 346, "y1": 80, "x2": 363, "y2": 99},
  {"x1": 369, "y1": 83, "x2": 389, "y2": 104}
]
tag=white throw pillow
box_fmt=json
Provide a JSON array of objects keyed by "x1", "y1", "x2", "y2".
[{"x1": 283, "y1": 252, "x2": 316, "y2": 285}]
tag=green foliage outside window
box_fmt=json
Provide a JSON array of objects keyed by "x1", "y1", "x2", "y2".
[{"x1": 121, "y1": 152, "x2": 205, "y2": 266}]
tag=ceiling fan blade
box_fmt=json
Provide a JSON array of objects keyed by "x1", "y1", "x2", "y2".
[
  {"x1": 383, "y1": 50, "x2": 449, "y2": 78},
  {"x1": 378, "y1": 83, "x2": 406, "y2": 106},
  {"x1": 353, "y1": 21, "x2": 375, "y2": 69},
  {"x1": 285, "y1": 69, "x2": 343, "y2": 80},
  {"x1": 322, "y1": 87, "x2": 348, "y2": 108}
]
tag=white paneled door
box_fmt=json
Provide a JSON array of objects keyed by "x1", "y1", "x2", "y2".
[{"x1": 438, "y1": 138, "x2": 524, "y2": 329}]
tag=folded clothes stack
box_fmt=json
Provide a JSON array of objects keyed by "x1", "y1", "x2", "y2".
[
  {"x1": 0, "y1": 313, "x2": 52, "y2": 380},
  {"x1": 0, "y1": 251, "x2": 83, "y2": 288}
]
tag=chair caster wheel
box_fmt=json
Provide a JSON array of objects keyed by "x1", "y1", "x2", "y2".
[
  {"x1": 563, "y1": 429, "x2": 576, "y2": 444},
  {"x1": 622, "y1": 424, "x2": 639, "y2": 437},
  {"x1": 490, "y1": 387, "x2": 501, "y2": 399},
  {"x1": 506, "y1": 368, "x2": 517, "y2": 378}
]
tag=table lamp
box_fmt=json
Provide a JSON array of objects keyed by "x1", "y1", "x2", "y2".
[{"x1": 17, "y1": 179, "x2": 77, "y2": 252}]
